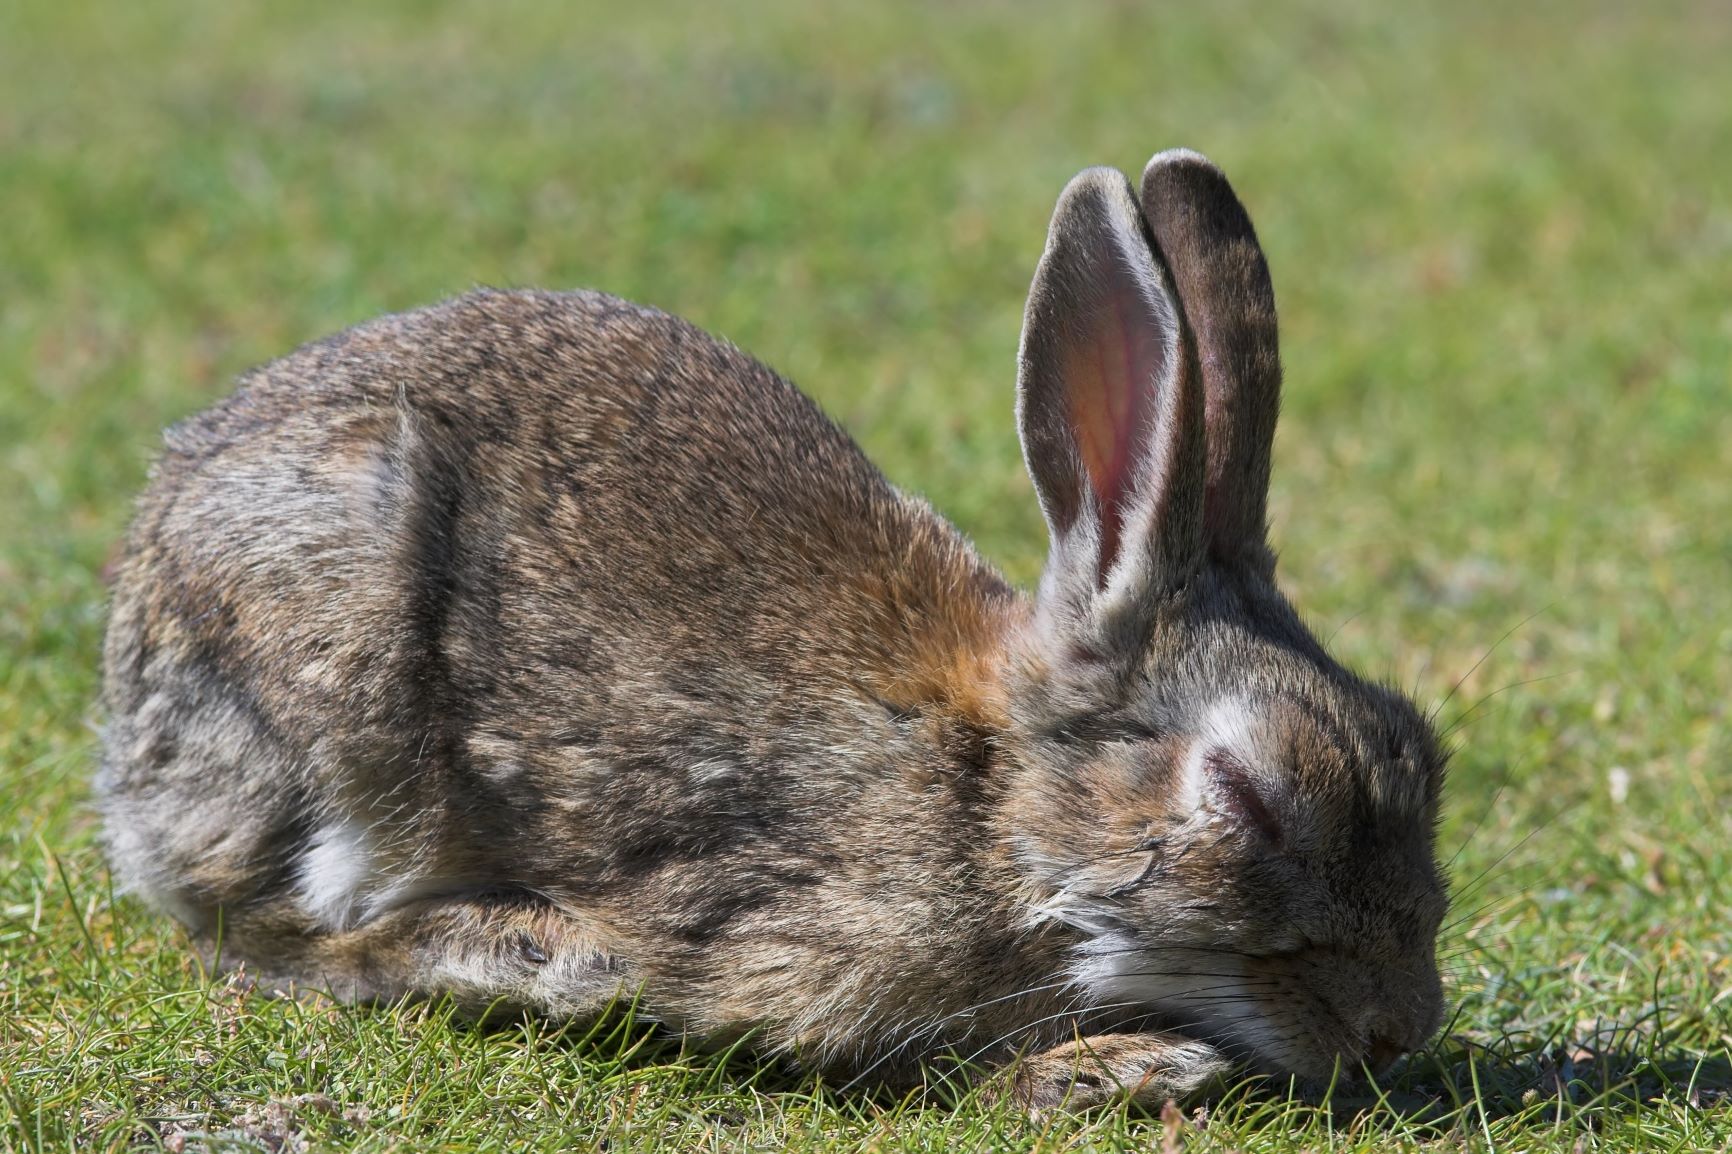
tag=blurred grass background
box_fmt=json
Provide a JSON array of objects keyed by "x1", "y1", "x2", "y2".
[{"x1": 2, "y1": 1, "x2": 1729, "y2": 1149}]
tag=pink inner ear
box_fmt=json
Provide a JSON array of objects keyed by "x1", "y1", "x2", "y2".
[{"x1": 1066, "y1": 287, "x2": 1162, "y2": 588}]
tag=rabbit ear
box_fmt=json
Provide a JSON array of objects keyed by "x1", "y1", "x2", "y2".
[
  {"x1": 1017, "y1": 166, "x2": 1205, "y2": 656},
  {"x1": 1139, "y1": 150, "x2": 1281, "y2": 568}
]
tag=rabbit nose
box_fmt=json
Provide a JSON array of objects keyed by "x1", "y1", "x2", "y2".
[{"x1": 1364, "y1": 1032, "x2": 1405, "y2": 1075}]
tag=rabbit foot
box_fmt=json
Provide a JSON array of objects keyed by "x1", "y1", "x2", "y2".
[{"x1": 1006, "y1": 1031, "x2": 1232, "y2": 1116}]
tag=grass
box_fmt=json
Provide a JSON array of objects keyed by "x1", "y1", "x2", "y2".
[{"x1": 3, "y1": 0, "x2": 1729, "y2": 1149}]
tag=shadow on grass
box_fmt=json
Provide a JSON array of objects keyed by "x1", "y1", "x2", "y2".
[
  {"x1": 1347, "y1": 1032, "x2": 1732, "y2": 1131},
  {"x1": 455, "y1": 997, "x2": 1732, "y2": 1137}
]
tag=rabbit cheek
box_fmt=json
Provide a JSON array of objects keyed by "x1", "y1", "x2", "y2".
[
  {"x1": 1064, "y1": 938, "x2": 1286, "y2": 1064},
  {"x1": 1075, "y1": 946, "x2": 1359, "y2": 1081}
]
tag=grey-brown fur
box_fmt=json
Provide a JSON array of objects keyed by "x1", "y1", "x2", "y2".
[{"x1": 99, "y1": 150, "x2": 1446, "y2": 1110}]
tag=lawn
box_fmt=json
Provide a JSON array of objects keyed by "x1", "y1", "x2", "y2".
[{"x1": 3, "y1": 1, "x2": 1729, "y2": 1150}]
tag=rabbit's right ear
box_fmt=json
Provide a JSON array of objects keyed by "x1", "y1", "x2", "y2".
[{"x1": 1017, "y1": 167, "x2": 1205, "y2": 661}]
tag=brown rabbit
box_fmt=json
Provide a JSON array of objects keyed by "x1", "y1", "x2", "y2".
[{"x1": 98, "y1": 150, "x2": 1447, "y2": 1111}]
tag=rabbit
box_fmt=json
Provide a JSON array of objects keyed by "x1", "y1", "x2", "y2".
[{"x1": 97, "y1": 149, "x2": 1448, "y2": 1112}]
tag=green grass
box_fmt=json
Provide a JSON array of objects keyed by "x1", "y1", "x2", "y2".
[{"x1": 3, "y1": 0, "x2": 1730, "y2": 1149}]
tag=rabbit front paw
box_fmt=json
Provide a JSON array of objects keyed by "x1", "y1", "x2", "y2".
[{"x1": 1006, "y1": 1031, "x2": 1232, "y2": 1115}]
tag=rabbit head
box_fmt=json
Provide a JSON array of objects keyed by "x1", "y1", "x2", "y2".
[{"x1": 997, "y1": 153, "x2": 1447, "y2": 1080}]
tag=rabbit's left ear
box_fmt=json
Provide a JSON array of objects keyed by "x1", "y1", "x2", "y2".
[
  {"x1": 1139, "y1": 150, "x2": 1281, "y2": 569},
  {"x1": 1017, "y1": 166, "x2": 1205, "y2": 659}
]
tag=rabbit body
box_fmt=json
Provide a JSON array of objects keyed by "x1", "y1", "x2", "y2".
[
  {"x1": 100, "y1": 152, "x2": 1448, "y2": 1108},
  {"x1": 100, "y1": 288, "x2": 1067, "y2": 1058}
]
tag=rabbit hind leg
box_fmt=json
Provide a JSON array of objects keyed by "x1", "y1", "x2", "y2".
[{"x1": 225, "y1": 892, "x2": 632, "y2": 1022}]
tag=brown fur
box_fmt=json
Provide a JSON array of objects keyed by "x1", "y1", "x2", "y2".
[{"x1": 98, "y1": 150, "x2": 1447, "y2": 1110}]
